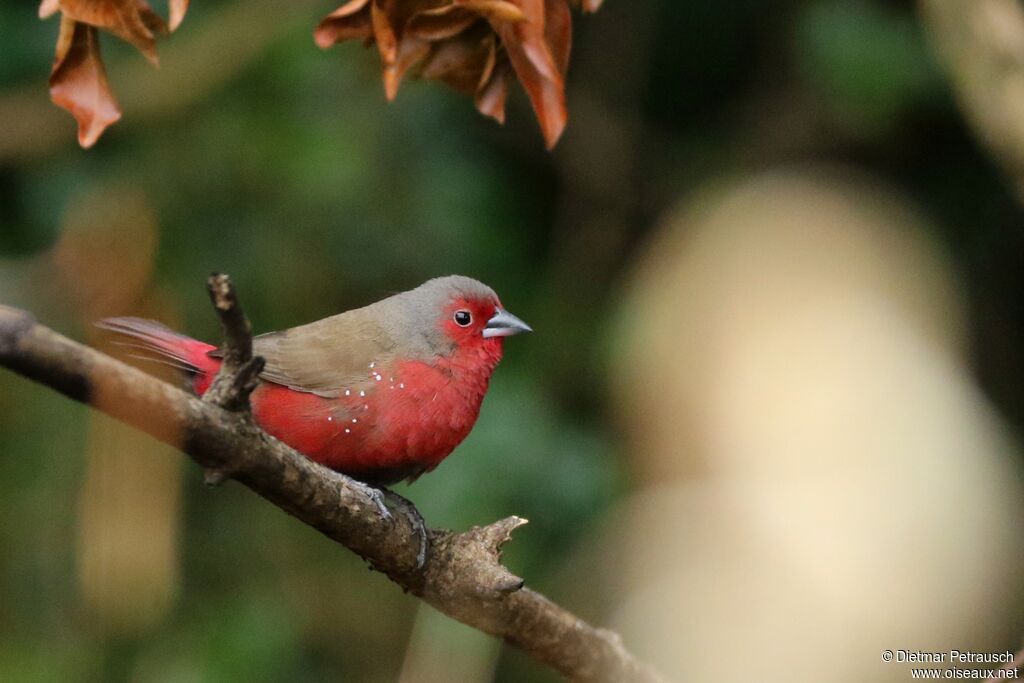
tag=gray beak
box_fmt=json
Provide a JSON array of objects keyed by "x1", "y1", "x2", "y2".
[{"x1": 483, "y1": 308, "x2": 533, "y2": 338}]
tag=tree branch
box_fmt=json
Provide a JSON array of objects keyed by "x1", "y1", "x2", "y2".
[
  {"x1": 0, "y1": 284, "x2": 666, "y2": 683},
  {"x1": 203, "y1": 271, "x2": 263, "y2": 413},
  {"x1": 201, "y1": 272, "x2": 264, "y2": 486}
]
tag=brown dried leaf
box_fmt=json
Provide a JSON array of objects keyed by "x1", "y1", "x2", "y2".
[
  {"x1": 58, "y1": 0, "x2": 168, "y2": 65},
  {"x1": 168, "y1": 0, "x2": 189, "y2": 31},
  {"x1": 39, "y1": 0, "x2": 61, "y2": 19},
  {"x1": 419, "y1": 27, "x2": 509, "y2": 121},
  {"x1": 314, "y1": 0, "x2": 374, "y2": 48},
  {"x1": 420, "y1": 25, "x2": 493, "y2": 92},
  {"x1": 475, "y1": 59, "x2": 509, "y2": 123},
  {"x1": 492, "y1": 0, "x2": 569, "y2": 148},
  {"x1": 371, "y1": 0, "x2": 400, "y2": 66},
  {"x1": 545, "y1": 0, "x2": 571, "y2": 76},
  {"x1": 41, "y1": 0, "x2": 193, "y2": 147},
  {"x1": 49, "y1": 17, "x2": 122, "y2": 148},
  {"x1": 406, "y1": 5, "x2": 480, "y2": 41},
  {"x1": 455, "y1": 0, "x2": 525, "y2": 23},
  {"x1": 315, "y1": 0, "x2": 595, "y2": 148},
  {"x1": 383, "y1": 36, "x2": 431, "y2": 100}
]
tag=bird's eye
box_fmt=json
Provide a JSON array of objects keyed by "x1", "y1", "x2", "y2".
[{"x1": 454, "y1": 310, "x2": 472, "y2": 327}]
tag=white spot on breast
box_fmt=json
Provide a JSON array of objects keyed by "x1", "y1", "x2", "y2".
[
  {"x1": 344, "y1": 389, "x2": 350, "y2": 396},
  {"x1": 374, "y1": 374, "x2": 382, "y2": 381},
  {"x1": 352, "y1": 418, "x2": 358, "y2": 423},
  {"x1": 359, "y1": 390, "x2": 365, "y2": 397},
  {"x1": 327, "y1": 416, "x2": 334, "y2": 422},
  {"x1": 344, "y1": 428, "x2": 351, "y2": 434},
  {"x1": 399, "y1": 383, "x2": 405, "y2": 389}
]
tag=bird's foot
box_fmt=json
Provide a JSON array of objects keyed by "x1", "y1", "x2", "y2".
[
  {"x1": 380, "y1": 487, "x2": 429, "y2": 570},
  {"x1": 351, "y1": 480, "x2": 429, "y2": 569},
  {"x1": 353, "y1": 480, "x2": 392, "y2": 521}
]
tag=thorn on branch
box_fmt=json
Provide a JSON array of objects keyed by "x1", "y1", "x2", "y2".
[
  {"x1": 494, "y1": 574, "x2": 526, "y2": 594},
  {"x1": 470, "y1": 559, "x2": 525, "y2": 598},
  {"x1": 203, "y1": 273, "x2": 261, "y2": 412}
]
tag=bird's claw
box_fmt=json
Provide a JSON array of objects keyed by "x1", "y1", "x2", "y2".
[
  {"x1": 355, "y1": 481, "x2": 392, "y2": 521},
  {"x1": 380, "y1": 488, "x2": 429, "y2": 570},
  {"x1": 353, "y1": 481, "x2": 429, "y2": 568}
]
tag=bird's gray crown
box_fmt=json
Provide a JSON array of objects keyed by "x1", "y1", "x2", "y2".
[{"x1": 409, "y1": 275, "x2": 498, "y2": 306}]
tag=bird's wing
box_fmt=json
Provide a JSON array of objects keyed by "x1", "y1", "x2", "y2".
[{"x1": 247, "y1": 309, "x2": 399, "y2": 398}]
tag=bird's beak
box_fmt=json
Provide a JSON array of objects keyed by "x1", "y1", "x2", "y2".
[{"x1": 483, "y1": 308, "x2": 533, "y2": 338}]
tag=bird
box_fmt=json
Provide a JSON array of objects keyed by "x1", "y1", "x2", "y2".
[{"x1": 98, "y1": 275, "x2": 532, "y2": 487}]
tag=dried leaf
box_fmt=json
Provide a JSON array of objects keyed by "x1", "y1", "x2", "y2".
[
  {"x1": 475, "y1": 59, "x2": 509, "y2": 123},
  {"x1": 58, "y1": 0, "x2": 168, "y2": 65},
  {"x1": 455, "y1": 0, "x2": 525, "y2": 23},
  {"x1": 491, "y1": 0, "x2": 569, "y2": 148},
  {"x1": 501, "y1": 0, "x2": 560, "y2": 83},
  {"x1": 40, "y1": 0, "x2": 192, "y2": 147},
  {"x1": 370, "y1": 0, "x2": 400, "y2": 66},
  {"x1": 384, "y1": 36, "x2": 431, "y2": 100},
  {"x1": 49, "y1": 17, "x2": 122, "y2": 148},
  {"x1": 168, "y1": 0, "x2": 189, "y2": 31},
  {"x1": 406, "y1": 5, "x2": 480, "y2": 41},
  {"x1": 39, "y1": 0, "x2": 61, "y2": 19},
  {"x1": 544, "y1": 0, "x2": 571, "y2": 76},
  {"x1": 315, "y1": 0, "x2": 598, "y2": 148},
  {"x1": 372, "y1": 0, "x2": 447, "y2": 99},
  {"x1": 314, "y1": 0, "x2": 374, "y2": 48},
  {"x1": 420, "y1": 25, "x2": 494, "y2": 92}
]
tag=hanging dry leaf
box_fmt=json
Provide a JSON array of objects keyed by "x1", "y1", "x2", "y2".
[
  {"x1": 169, "y1": 0, "x2": 190, "y2": 32},
  {"x1": 39, "y1": 0, "x2": 60, "y2": 19},
  {"x1": 314, "y1": 0, "x2": 374, "y2": 47},
  {"x1": 40, "y1": 0, "x2": 193, "y2": 147},
  {"x1": 49, "y1": 16, "x2": 122, "y2": 148},
  {"x1": 57, "y1": 0, "x2": 169, "y2": 65},
  {"x1": 315, "y1": 0, "x2": 601, "y2": 149},
  {"x1": 492, "y1": 0, "x2": 570, "y2": 147}
]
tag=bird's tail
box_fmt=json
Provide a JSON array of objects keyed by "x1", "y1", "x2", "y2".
[{"x1": 96, "y1": 317, "x2": 221, "y2": 381}]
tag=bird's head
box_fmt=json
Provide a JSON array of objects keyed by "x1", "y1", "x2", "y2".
[{"x1": 406, "y1": 276, "x2": 532, "y2": 358}]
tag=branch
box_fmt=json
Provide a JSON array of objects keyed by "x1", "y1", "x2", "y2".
[
  {"x1": 0, "y1": 284, "x2": 666, "y2": 683},
  {"x1": 201, "y1": 272, "x2": 264, "y2": 486},
  {"x1": 203, "y1": 271, "x2": 262, "y2": 412}
]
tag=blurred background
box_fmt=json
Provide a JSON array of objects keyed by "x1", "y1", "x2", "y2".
[{"x1": 3, "y1": 0, "x2": 1024, "y2": 681}]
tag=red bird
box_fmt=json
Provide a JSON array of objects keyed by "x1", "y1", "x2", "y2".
[{"x1": 99, "y1": 276, "x2": 531, "y2": 486}]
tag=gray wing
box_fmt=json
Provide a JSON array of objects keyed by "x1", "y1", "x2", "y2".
[{"x1": 248, "y1": 309, "x2": 399, "y2": 398}]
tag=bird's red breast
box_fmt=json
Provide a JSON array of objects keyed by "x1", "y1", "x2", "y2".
[{"x1": 99, "y1": 276, "x2": 530, "y2": 485}]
